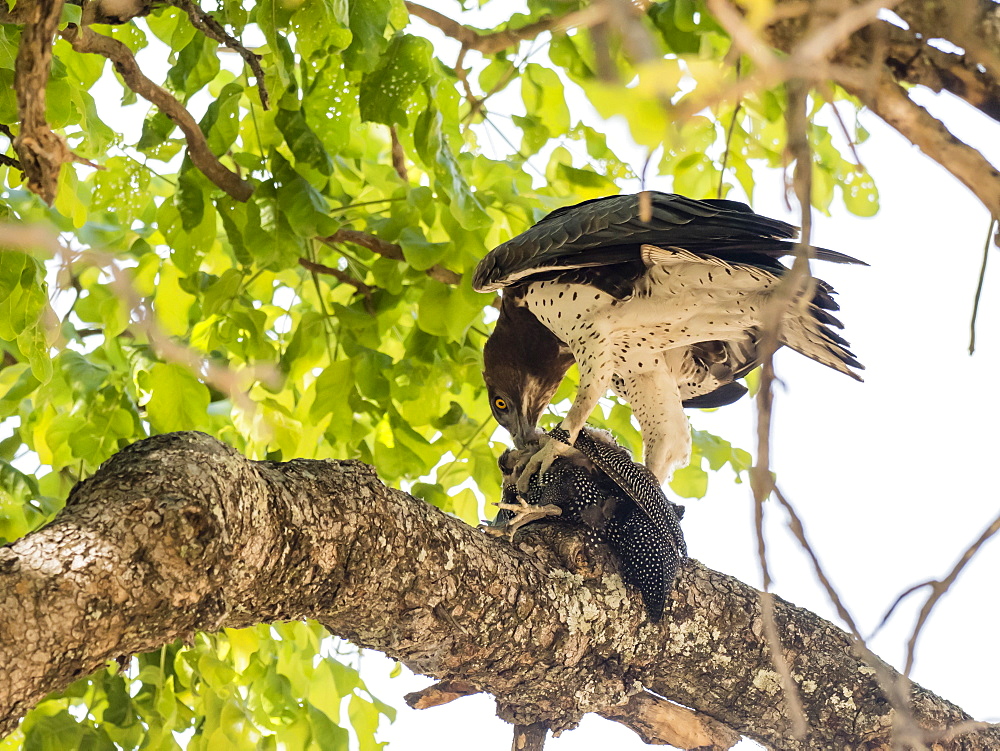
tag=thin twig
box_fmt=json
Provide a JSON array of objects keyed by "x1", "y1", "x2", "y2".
[
  {"x1": 298, "y1": 256, "x2": 375, "y2": 309},
  {"x1": 60, "y1": 26, "x2": 253, "y2": 202},
  {"x1": 322, "y1": 229, "x2": 461, "y2": 285},
  {"x1": 718, "y1": 59, "x2": 743, "y2": 199},
  {"x1": 453, "y1": 46, "x2": 484, "y2": 120},
  {"x1": 404, "y1": 2, "x2": 608, "y2": 56},
  {"x1": 818, "y1": 82, "x2": 866, "y2": 170},
  {"x1": 745, "y1": 77, "x2": 815, "y2": 742},
  {"x1": 969, "y1": 218, "x2": 996, "y2": 355},
  {"x1": 169, "y1": 0, "x2": 269, "y2": 109},
  {"x1": 904, "y1": 509, "x2": 1000, "y2": 676},
  {"x1": 0, "y1": 154, "x2": 22, "y2": 169}
]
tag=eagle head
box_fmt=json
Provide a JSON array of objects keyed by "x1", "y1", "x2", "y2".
[{"x1": 483, "y1": 296, "x2": 574, "y2": 450}]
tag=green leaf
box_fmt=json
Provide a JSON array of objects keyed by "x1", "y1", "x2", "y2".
[
  {"x1": 344, "y1": 0, "x2": 391, "y2": 71},
  {"x1": 0, "y1": 69, "x2": 16, "y2": 121},
  {"x1": 522, "y1": 63, "x2": 570, "y2": 138},
  {"x1": 167, "y1": 33, "x2": 220, "y2": 97},
  {"x1": 359, "y1": 34, "x2": 432, "y2": 126},
  {"x1": 0, "y1": 24, "x2": 21, "y2": 69},
  {"x1": 201, "y1": 82, "x2": 244, "y2": 156},
  {"x1": 669, "y1": 462, "x2": 709, "y2": 499},
  {"x1": 175, "y1": 157, "x2": 207, "y2": 231},
  {"x1": 397, "y1": 227, "x2": 449, "y2": 270},
  {"x1": 312, "y1": 360, "x2": 356, "y2": 441},
  {"x1": 275, "y1": 107, "x2": 333, "y2": 175},
  {"x1": 0, "y1": 251, "x2": 47, "y2": 342},
  {"x1": 292, "y1": 0, "x2": 352, "y2": 60},
  {"x1": 414, "y1": 95, "x2": 490, "y2": 230},
  {"x1": 145, "y1": 363, "x2": 211, "y2": 433},
  {"x1": 59, "y1": 3, "x2": 82, "y2": 26}
]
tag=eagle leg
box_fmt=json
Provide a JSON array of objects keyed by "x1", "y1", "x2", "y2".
[
  {"x1": 481, "y1": 498, "x2": 562, "y2": 540},
  {"x1": 613, "y1": 366, "x2": 691, "y2": 484}
]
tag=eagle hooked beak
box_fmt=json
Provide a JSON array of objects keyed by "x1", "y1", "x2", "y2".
[{"x1": 509, "y1": 408, "x2": 543, "y2": 451}]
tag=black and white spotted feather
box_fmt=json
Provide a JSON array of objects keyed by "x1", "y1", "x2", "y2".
[{"x1": 494, "y1": 427, "x2": 686, "y2": 621}]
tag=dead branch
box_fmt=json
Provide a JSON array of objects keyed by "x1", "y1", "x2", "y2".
[
  {"x1": 598, "y1": 693, "x2": 740, "y2": 749},
  {"x1": 322, "y1": 228, "x2": 462, "y2": 285},
  {"x1": 404, "y1": 680, "x2": 481, "y2": 709},
  {"x1": 59, "y1": 26, "x2": 253, "y2": 202},
  {"x1": 168, "y1": 0, "x2": 269, "y2": 110},
  {"x1": 406, "y1": 680, "x2": 741, "y2": 748}
]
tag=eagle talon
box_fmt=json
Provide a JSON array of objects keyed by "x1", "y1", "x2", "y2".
[
  {"x1": 515, "y1": 436, "x2": 577, "y2": 494},
  {"x1": 482, "y1": 498, "x2": 562, "y2": 541}
]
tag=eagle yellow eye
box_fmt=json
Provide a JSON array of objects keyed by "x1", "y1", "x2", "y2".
[{"x1": 494, "y1": 397, "x2": 508, "y2": 411}]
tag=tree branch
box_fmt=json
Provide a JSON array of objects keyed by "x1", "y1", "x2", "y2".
[
  {"x1": 12, "y1": 0, "x2": 75, "y2": 204},
  {"x1": 404, "y1": 3, "x2": 556, "y2": 55},
  {"x1": 835, "y1": 68, "x2": 1000, "y2": 219},
  {"x1": 59, "y1": 26, "x2": 253, "y2": 202},
  {"x1": 322, "y1": 228, "x2": 462, "y2": 285},
  {"x1": 168, "y1": 0, "x2": 269, "y2": 110},
  {"x1": 298, "y1": 256, "x2": 375, "y2": 299},
  {"x1": 2, "y1": 432, "x2": 998, "y2": 749}
]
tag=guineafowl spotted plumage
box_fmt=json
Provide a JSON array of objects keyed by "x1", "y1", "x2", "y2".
[{"x1": 491, "y1": 426, "x2": 686, "y2": 622}]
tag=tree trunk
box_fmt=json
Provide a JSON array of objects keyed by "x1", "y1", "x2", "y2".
[{"x1": 0, "y1": 432, "x2": 996, "y2": 749}]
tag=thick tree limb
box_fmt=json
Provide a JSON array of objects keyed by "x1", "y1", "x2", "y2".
[
  {"x1": 762, "y1": 0, "x2": 1000, "y2": 122},
  {"x1": 892, "y1": 0, "x2": 1000, "y2": 84},
  {"x1": 2, "y1": 432, "x2": 998, "y2": 749},
  {"x1": 322, "y1": 228, "x2": 462, "y2": 285},
  {"x1": 836, "y1": 68, "x2": 1000, "y2": 219},
  {"x1": 59, "y1": 26, "x2": 252, "y2": 202}
]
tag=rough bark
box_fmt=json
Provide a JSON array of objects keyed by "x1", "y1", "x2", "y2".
[
  {"x1": 1, "y1": 432, "x2": 997, "y2": 749},
  {"x1": 11, "y1": 0, "x2": 72, "y2": 205}
]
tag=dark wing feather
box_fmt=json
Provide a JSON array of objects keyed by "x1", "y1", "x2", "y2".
[
  {"x1": 472, "y1": 192, "x2": 864, "y2": 292},
  {"x1": 550, "y1": 427, "x2": 687, "y2": 563}
]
